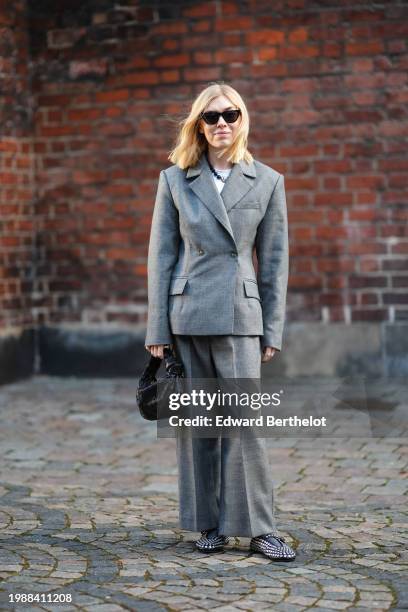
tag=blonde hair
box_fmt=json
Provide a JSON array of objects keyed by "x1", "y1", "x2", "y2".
[{"x1": 168, "y1": 82, "x2": 253, "y2": 169}]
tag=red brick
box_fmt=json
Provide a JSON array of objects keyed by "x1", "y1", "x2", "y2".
[
  {"x1": 346, "y1": 40, "x2": 384, "y2": 56},
  {"x1": 392, "y1": 243, "x2": 408, "y2": 254},
  {"x1": 347, "y1": 240, "x2": 387, "y2": 255},
  {"x1": 314, "y1": 160, "x2": 352, "y2": 174},
  {"x1": 392, "y1": 276, "x2": 408, "y2": 288},
  {"x1": 193, "y1": 51, "x2": 213, "y2": 64},
  {"x1": 288, "y1": 27, "x2": 308, "y2": 44},
  {"x1": 281, "y1": 145, "x2": 318, "y2": 158},
  {"x1": 214, "y1": 49, "x2": 252, "y2": 64},
  {"x1": 395, "y1": 309, "x2": 408, "y2": 321},
  {"x1": 356, "y1": 192, "x2": 377, "y2": 205},
  {"x1": 289, "y1": 210, "x2": 322, "y2": 223},
  {"x1": 384, "y1": 292, "x2": 408, "y2": 304},
  {"x1": 360, "y1": 258, "x2": 380, "y2": 273},
  {"x1": 103, "y1": 217, "x2": 134, "y2": 229},
  {"x1": 360, "y1": 293, "x2": 379, "y2": 305},
  {"x1": 133, "y1": 264, "x2": 147, "y2": 276},
  {"x1": 0, "y1": 140, "x2": 18, "y2": 152},
  {"x1": 106, "y1": 248, "x2": 138, "y2": 260},
  {"x1": 216, "y1": 17, "x2": 253, "y2": 32},
  {"x1": 151, "y1": 22, "x2": 188, "y2": 35},
  {"x1": 382, "y1": 259, "x2": 408, "y2": 271},
  {"x1": 349, "y1": 275, "x2": 388, "y2": 289},
  {"x1": 182, "y1": 4, "x2": 216, "y2": 18},
  {"x1": 345, "y1": 225, "x2": 377, "y2": 240},
  {"x1": 286, "y1": 178, "x2": 317, "y2": 191},
  {"x1": 347, "y1": 175, "x2": 385, "y2": 189},
  {"x1": 161, "y1": 70, "x2": 180, "y2": 83},
  {"x1": 323, "y1": 41, "x2": 341, "y2": 57},
  {"x1": 293, "y1": 227, "x2": 313, "y2": 241},
  {"x1": 67, "y1": 108, "x2": 102, "y2": 122},
  {"x1": 290, "y1": 243, "x2": 325, "y2": 257},
  {"x1": 39, "y1": 125, "x2": 88, "y2": 137},
  {"x1": 95, "y1": 89, "x2": 129, "y2": 103},
  {"x1": 1, "y1": 236, "x2": 21, "y2": 247},
  {"x1": 105, "y1": 106, "x2": 124, "y2": 118},
  {"x1": 321, "y1": 293, "x2": 344, "y2": 306},
  {"x1": 49, "y1": 280, "x2": 82, "y2": 291},
  {"x1": 328, "y1": 308, "x2": 346, "y2": 322},
  {"x1": 183, "y1": 67, "x2": 221, "y2": 81},
  {"x1": 98, "y1": 122, "x2": 133, "y2": 136},
  {"x1": 162, "y1": 38, "x2": 180, "y2": 51},
  {"x1": 381, "y1": 225, "x2": 408, "y2": 238},
  {"x1": 316, "y1": 226, "x2": 348, "y2": 240},
  {"x1": 317, "y1": 259, "x2": 355, "y2": 273},
  {"x1": 292, "y1": 260, "x2": 313, "y2": 273},
  {"x1": 281, "y1": 44, "x2": 319, "y2": 60},
  {"x1": 258, "y1": 47, "x2": 278, "y2": 61},
  {"x1": 37, "y1": 94, "x2": 71, "y2": 107},
  {"x1": 247, "y1": 30, "x2": 285, "y2": 45},
  {"x1": 121, "y1": 72, "x2": 159, "y2": 86},
  {"x1": 351, "y1": 309, "x2": 388, "y2": 321},
  {"x1": 72, "y1": 171, "x2": 106, "y2": 185},
  {"x1": 154, "y1": 54, "x2": 190, "y2": 68},
  {"x1": 349, "y1": 209, "x2": 376, "y2": 222},
  {"x1": 222, "y1": 32, "x2": 241, "y2": 46},
  {"x1": 389, "y1": 174, "x2": 408, "y2": 188},
  {"x1": 191, "y1": 20, "x2": 211, "y2": 33},
  {"x1": 289, "y1": 275, "x2": 322, "y2": 290}
]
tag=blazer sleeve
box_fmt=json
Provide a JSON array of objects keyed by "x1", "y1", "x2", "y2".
[
  {"x1": 255, "y1": 173, "x2": 289, "y2": 352},
  {"x1": 145, "y1": 170, "x2": 180, "y2": 346}
]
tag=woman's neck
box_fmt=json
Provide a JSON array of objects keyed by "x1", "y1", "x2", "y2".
[{"x1": 206, "y1": 148, "x2": 233, "y2": 171}]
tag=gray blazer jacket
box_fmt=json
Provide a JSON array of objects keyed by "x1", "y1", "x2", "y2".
[{"x1": 145, "y1": 153, "x2": 289, "y2": 350}]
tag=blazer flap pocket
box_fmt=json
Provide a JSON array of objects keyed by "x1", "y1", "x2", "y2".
[
  {"x1": 233, "y1": 201, "x2": 261, "y2": 210},
  {"x1": 243, "y1": 279, "x2": 261, "y2": 300},
  {"x1": 169, "y1": 277, "x2": 188, "y2": 295}
]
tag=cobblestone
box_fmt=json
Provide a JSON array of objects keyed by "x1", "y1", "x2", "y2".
[{"x1": 0, "y1": 376, "x2": 407, "y2": 611}]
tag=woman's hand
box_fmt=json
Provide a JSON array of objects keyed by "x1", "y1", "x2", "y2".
[
  {"x1": 261, "y1": 346, "x2": 277, "y2": 362},
  {"x1": 145, "y1": 344, "x2": 173, "y2": 359}
]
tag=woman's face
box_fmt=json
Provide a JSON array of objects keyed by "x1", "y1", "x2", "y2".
[{"x1": 198, "y1": 95, "x2": 241, "y2": 152}]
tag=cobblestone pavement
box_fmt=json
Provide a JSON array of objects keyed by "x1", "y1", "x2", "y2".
[{"x1": 0, "y1": 376, "x2": 407, "y2": 611}]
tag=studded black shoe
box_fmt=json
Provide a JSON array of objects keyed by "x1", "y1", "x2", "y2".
[
  {"x1": 250, "y1": 533, "x2": 296, "y2": 561},
  {"x1": 195, "y1": 528, "x2": 229, "y2": 552}
]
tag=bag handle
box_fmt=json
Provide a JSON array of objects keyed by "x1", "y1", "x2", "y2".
[
  {"x1": 139, "y1": 346, "x2": 183, "y2": 385},
  {"x1": 163, "y1": 346, "x2": 184, "y2": 378}
]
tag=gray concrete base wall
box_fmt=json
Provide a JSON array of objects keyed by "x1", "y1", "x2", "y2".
[
  {"x1": 0, "y1": 323, "x2": 407, "y2": 384},
  {"x1": 0, "y1": 328, "x2": 35, "y2": 385}
]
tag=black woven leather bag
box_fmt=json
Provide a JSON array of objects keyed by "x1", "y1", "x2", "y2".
[{"x1": 136, "y1": 347, "x2": 185, "y2": 421}]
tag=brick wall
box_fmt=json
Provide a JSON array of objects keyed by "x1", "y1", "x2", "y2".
[
  {"x1": 28, "y1": 0, "x2": 408, "y2": 328},
  {"x1": 1, "y1": 0, "x2": 408, "y2": 378},
  {"x1": 0, "y1": 0, "x2": 36, "y2": 330}
]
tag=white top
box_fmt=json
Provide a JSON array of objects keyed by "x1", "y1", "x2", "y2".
[{"x1": 211, "y1": 168, "x2": 232, "y2": 193}]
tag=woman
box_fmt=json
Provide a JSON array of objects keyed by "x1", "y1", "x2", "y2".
[{"x1": 145, "y1": 82, "x2": 295, "y2": 561}]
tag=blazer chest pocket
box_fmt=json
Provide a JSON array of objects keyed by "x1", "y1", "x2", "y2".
[
  {"x1": 233, "y1": 201, "x2": 261, "y2": 210},
  {"x1": 243, "y1": 279, "x2": 261, "y2": 301},
  {"x1": 169, "y1": 276, "x2": 188, "y2": 295}
]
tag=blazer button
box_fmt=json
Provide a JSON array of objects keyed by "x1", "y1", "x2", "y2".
[
  {"x1": 230, "y1": 251, "x2": 237, "y2": 257},
  {"x1": 198, "y1": 248, "x2": 204, "y2": 255}
]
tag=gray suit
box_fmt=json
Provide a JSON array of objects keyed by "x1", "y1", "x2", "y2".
[
  {"x1": 173, "y1": 334, "x2": 278, "y2": 538},
  {"x1": 145, "y1": 152, "x2": 288, "y2": 537},
  {"x1": 145, "y1": 153, "x2": 289, "y2": 351}
]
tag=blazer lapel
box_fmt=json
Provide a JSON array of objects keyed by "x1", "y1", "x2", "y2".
[
  {"x1": 221, "y1": 158, "x2": 256, "y2": 212},
  {"x1": 186, "y1": 153, "x2": 235, "y2": 244},
  {"x1": 185, "y1": 153, "x2": 257, "y2": 243}
]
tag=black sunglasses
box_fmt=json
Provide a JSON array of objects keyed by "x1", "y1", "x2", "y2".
[{"x1": 200, "y1": 109, "x2": 241, "y2": 125}]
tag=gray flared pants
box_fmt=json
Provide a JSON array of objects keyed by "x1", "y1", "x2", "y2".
[{"x1": 172, "y1": 334, "x2": 277, "y2": 538}]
